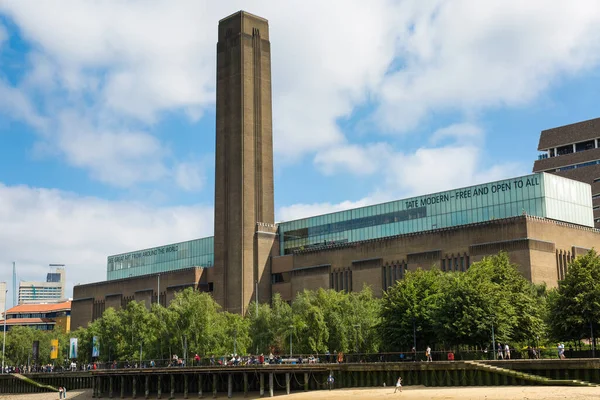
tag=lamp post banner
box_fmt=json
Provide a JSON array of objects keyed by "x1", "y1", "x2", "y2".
[
  {"x1": 69, "y1": 338, "x2": 78, "y2": 359},
  {"x1": 92, "y1": 336, "x2": 100, "y2": 358},
  {"x1": 32, "y1": 340, "x2": 39, "y2": 360},
  {"x1": 50, "y1": 339, "x2": 59, "y2": 359}
]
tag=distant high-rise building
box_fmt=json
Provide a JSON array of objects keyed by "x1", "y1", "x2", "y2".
[
  {"x1": 533, "y1": 118, "x2": 600, "y2": 228},
  {"x1": 0, "y1": 282, "x2": 6, "y2": 318},
  {"x1": 18, "y1": 268, "x2": 65, "y2": 304}
]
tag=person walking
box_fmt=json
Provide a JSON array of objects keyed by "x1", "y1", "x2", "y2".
[
  {"x1": 558, "y1": 343, "x2": 566, "y2": 359},
  {"x1": 327, "y1": 373, "x2": 335, "y2": 390},
  {"x1": 504, "y1": 343, "x2": 511, "y2": 359},
  {"x1": 394, "y1": 376, "x2": 403, "y2": 393},
  {"x1": 426, "y1": 346, "x2": 432, "y2": 362}
]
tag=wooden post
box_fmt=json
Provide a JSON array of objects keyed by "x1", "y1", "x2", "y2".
[
  {"x1": 157, "y1": 375, "x2": 162, "y2": 399},
  {"x1": 92, "y1": 374, "x2": 97, "y2": 398},
  {"x1": 304, "y1": 373, "x2": 309, "y2": 391},
  {"x1": 259, "y1": 373, "x2": 264, "y2": 397},
  {"x1": 286, "y1": 373, "x2": 290, "y2": 395},
  {"x1": 144, "y1": 375, "x2": 149, "y2": 399},
  {"x1": 109, "y1": 376, "x2": 114, "y2": 398},
  {"x1": 269, "y1": 373, "x2": 274, "y2": 397},
  {"x1": 170, "y1": 375, "x2": 175, "y2": 399},
  {"x1": 243, "y1": 372, "x2": 248, "y2": 397},
  {"x1": 227, "y1": 374, "x2": 233, "y2": 398},
  {"x1": 184, "y1": 374, "x2": 188, "y2": 399},
  {"x1": 198, "y1": 374, "x2": 203, "y2": 398},
  {"x1": 98, "y1": 376, "x2": 103, "y2": 398},
  {"x1": 212, "y1": 374, "x2": 217, "y2": 399},
  {"x1": 132, "y1": 376, "x2": 137, "y2": 399},
  {"x1": 121, "y1": 376, "x2": 125, "y2": 399}
]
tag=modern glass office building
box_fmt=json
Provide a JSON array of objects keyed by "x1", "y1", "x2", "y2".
[{"x1": 106, "y1": 173, "x2": 593, "y2": 279}]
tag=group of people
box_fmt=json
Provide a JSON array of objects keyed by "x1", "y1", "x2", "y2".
[
  {"x1": 57, "y1": 386, "x2": 67, "y2": 399},
  {"x1": 496, "y1": 343, "x2": 511, "y2": 359}
]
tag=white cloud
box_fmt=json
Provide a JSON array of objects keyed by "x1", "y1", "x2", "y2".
[
  {"x1": 1, "y1": 0, "x2": 599, "y2": 180},
  {"x1": 384, "y1": 144, "x2": 523, "y2": 196},
  {"x1": 429, "y1": 123, "x2": 483, "y2": 145},
  {"x1": 374, "y1": 0, "x2": 600, "y2": 132},
  {"x1": 314, "y1": 142, "x2": 393, "y2": 176},
  {"x1": 175, "y1": 161, "x2": 206, "y2": 192},
  {"x1": 0, "y1": 80, "x2": 48, "y2": 131},
  {"x1": 53, "y1": 111, "x2": 169, "y2": 187},
  {"x1": 0, "y1": 182, "x2": 213, "y2": 308},
  {"x1": 281, "y1": 121, "x2": 525, "y2": 221},
  {"x1": 279, "y1": 143, "x2": 524, "y2": 221}
]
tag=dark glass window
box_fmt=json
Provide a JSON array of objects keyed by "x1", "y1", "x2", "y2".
[
  {"x1": 556, "y1": 145, "x2": 574, "y2": 156},
  {"x1": 271, "y1": 273, "x2": 284, "y2": 284},
  {"x1": 549, "y1": 148, "x2": 555, "y2": 157},
  {"x1": 575, "y1": 140, "x2": 595, "y2": 152}
]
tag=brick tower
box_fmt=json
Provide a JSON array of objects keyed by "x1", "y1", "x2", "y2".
[{"x1": 213, "y1": 11, "x2": 276, "y2": 314}]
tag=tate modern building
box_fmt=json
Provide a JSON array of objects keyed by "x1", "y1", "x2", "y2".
[{"x1": 71, "y1": 11, "x2": 600, "y2": 329}]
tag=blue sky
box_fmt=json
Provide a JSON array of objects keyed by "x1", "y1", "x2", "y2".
[{"x1": 1, "y1": 0, "x2": 600, "y2": 307}]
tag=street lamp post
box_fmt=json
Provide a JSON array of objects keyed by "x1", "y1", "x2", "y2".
[
  {"x1": 353, "y1": 324, "x2": 360, "y2": 354},
  {"x1": 491, "y1": 320, "x2": 496, "y2": 361},
  {"x1": 157, "y1": 274, "x2": 161, "y2": 305},
  {"x1": 234, "y1": 329, "x2": 237, "y2": 355},
  {"x1": 289, "y1": 325, "x2": 294, "y2": 358},
  {"x1": 591, "y1": 321, "x2": 595, "y2": 358},
  {"x1": 2, "y1": 289, "x2": 7, "y2": 374},
  {"x1": 412, "y1": 318, "x2": 417, "y2": 352}
]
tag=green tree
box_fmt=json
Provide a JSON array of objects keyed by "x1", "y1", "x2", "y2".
[
  {"x1": 88, "y1": 307, "x2": 122, "y2": 362},
  {"x1": 118, "y1": 301, "x2": 155, "y2": 363},
  {"x1": 547, "y1": 249, "x2": 600, "y2": 345},
  {"x1": 5, "y1": 326, "x2": 35, "y2": 366},
  {"x1": 247, "y1": 301, "x2": 276, "y2": 354},
  {"x1": 434, "y1": 270, "x2": 512, "y2": 348},
  {"x1": 379, "y1": 268, "x2": 442, "y2": 351}
]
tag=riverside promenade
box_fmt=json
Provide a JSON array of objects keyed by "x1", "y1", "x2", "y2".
[{"x1": 0, "y1": 359, "x2": 598, "y2": 398}]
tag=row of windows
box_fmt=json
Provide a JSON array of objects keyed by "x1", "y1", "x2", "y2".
[
  {"x1": 283, "y1": 207, "x2": 427, "y2": 242},
  {"x1": 284, "y1": 198, "x2": 545, "y2": 253},
  {"x1": 279, "y1": 175, "x2": 544, "y2": 234},
  {"x1": 107, "y1": 237, "x2": 214, "y2": 274},
  {"x1": 272, "y1": 257, "x2": 471, "y2": 294},
  {"x1": 10, "y1": 313, "x2": 43, "y2": 318},
  {"x1": 109, "y1": 254, "x2": 214, "y2": 272},
  {"x1": 107, "y1": 255, "x2": 215, "y2": 280},
  {"x1": 441, "y1": 255, "x2": 470, "y2": 272},
  {"x1": 556, "y1": 159, "x2": 600, "y2": 172},
  {"x1": 382, "y1": 263, "x2": 407, "y2": 291},
  {"x1": 330, "y1": 269, "x2": 352, "y2": 292},
  {"x1": 549, "y1": 139, "x2": 598, "y2": 157}
]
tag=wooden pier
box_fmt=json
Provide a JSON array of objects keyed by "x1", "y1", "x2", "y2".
[{"x1": 1, "y1": 359, "x2": 598, "y2": 397}]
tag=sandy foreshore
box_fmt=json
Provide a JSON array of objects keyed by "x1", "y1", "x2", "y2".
[{"x1": 1, "y1": 386, "x2": 600, "y2": 399}]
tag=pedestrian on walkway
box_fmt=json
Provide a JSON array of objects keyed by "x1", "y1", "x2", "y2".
[{"x1": 394, "y1": 377, "x2": 403, "y2": 393}]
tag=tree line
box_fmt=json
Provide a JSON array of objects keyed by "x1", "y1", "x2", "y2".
[{"x1": 3, "y1": 250, "x2": 599, "y2": 366}]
